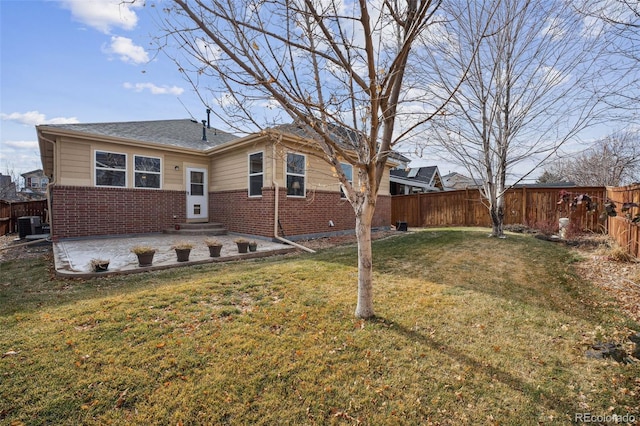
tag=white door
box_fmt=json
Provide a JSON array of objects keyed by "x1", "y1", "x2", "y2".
[{"x1": 186, "y1": 167, "x2": 208, "y2": 221}]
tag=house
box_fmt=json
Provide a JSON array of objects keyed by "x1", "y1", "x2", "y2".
[
  {"x1": 390, "y1": 166, "x2": 444, "y2": 195},
  {"x1": 36, "y1": 118, "x2": 393, "y2": 241},
  {"x1": 21, "y1": 169, "x2": 49, "y2": 192},
  {"x1": 441, "y1": 172, "x2": 482, "y2": 190}
]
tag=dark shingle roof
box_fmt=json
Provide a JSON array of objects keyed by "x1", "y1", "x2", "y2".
[
  {"x1": 390, "y1": 166, "x2": 439, "y2": 184},
  {"x1": 45, "y1": 119, "x2": 239, "y2": 150}
]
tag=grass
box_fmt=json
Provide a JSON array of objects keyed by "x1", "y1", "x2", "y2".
[{"x1": 1, "y1": 229, "x2": 639, "y2": 425}]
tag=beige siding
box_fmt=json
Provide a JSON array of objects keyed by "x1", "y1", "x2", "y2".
[
  {"x1": 58, "y1": 139, "x2": 91, "y2": 186},
  {"x1": 210, "y1": 141, "x2": 272, "y2": 192},
  {"x1": 56, "y1": 136, "x2": 206, "y2": 190},
  {"x1": 55, "y1": 133, "x2": 391, "y2": 196},
  {"x1": 165, "y1": 154, "x2": 208, "y2": 190},
  {"x1": 274, "y1": 144, "x2": 392, "y2": 196}
]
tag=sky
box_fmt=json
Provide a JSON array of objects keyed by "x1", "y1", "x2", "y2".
[
  {"x1": 1, "y1": 0, "x2": 210, "y2": 184},
  {"x1": 0, "y1": 0, "x2": 637, "y2": 187}
]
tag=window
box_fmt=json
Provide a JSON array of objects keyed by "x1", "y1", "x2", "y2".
[
  {"x1": 95, "y1": 151, "x2": 126, "y2": 187},
  {"x1": 134, "y1": 155, "x2": 161, "y2": 189},
  {"x1": 189, "y1": 170, "x2": 205, "y2": 196},
  {"x1": 340, "y1": 162, "x2": 353, "y2": 198},
  {"x1": 248, "y1": 152, "x2": 263, "y2": 197},
  {"x1": 286, "y1": 152, "x2": 305, "y2": 196}
]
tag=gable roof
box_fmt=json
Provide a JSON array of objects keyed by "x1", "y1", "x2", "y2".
[
  {"x1": 391, "y1": 166, "x2": 443, "y2": 187},
  {"x1": 21, "y1": 169, "x2": 45, "y2": 177},
  {"x1": 40, "y1": 119, "x2": 239, "y2": 151}
]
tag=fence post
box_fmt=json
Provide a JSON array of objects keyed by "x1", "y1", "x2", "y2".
[{"x1": 522, "y1": 187, "x2": 527, "y2": 225}]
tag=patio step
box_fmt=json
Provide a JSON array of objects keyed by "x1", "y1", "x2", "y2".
[{"x1": 163, "y1": 222, "x2": 228, "y2": 236}]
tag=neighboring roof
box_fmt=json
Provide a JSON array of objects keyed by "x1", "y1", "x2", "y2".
[
  {"x1": 390, "y1": 166, "x2": 444, "y2": 191},
  {"x1": 442, "y1": 172, "x2": 483, "y2": 188},
  {"x1": 21, "y1": 169, "x2": 45, "y2": 177},
  {"x1": 39, "y1": 119, "x2": 239, "y2": 151},
  {"x1": 391, "y1": 166, "x2": 440, "y2": 185}
]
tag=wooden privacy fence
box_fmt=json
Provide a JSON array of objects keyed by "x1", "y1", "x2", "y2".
[
  {"x1": 0, "y1": 200, "x2": 48, "y2": 235},
  {"x1": 391, "y1": 186, "x2": 608, "y2": 232},
  {"x1": 606, "y1": 184, "x2": 640, "y2": 259}
]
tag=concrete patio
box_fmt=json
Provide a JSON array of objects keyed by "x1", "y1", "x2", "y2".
[{"x1": 52, "y1": 233, "x2": 297, "y2": 277}]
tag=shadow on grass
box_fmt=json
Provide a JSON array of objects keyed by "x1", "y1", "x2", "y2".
[
  {"x1": 373, "y1": 315, "x2": 578, "y2": 419},
  {"x1": 314, "y1": 229, "x2": 626, "y2": 326}
]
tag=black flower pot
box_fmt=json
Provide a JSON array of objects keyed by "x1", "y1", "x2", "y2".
[
  {"x1": 175, "y1": 248, "x2": 191, "y2": 262},
  {"x1": 136, "y1": 251, "x2": 155, "y2": 267},
  {"x1": 208, "y1": 245, "x2": 222, "y2": 257}
]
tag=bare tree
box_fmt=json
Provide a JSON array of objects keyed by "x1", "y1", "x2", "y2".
[
  {"x1": 156, "y1": 0, "x2": 449, "y2": 318},
  {"x1": 577, "y1": 0, "x2": 640, "y2": 107},
  {"x1": 542, "y1": 130, "x2": 640, "y2": 186},
  {"x1": 414, "y1": 0, "x2": 617, "y2": 237}
]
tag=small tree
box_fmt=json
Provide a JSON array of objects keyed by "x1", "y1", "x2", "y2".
[
  {"x1": 157, "y1": 0, "x2": 452, "y2": 318},
  {"x1": 542, "y1": 130, "x2": 640, "y2": 186}
]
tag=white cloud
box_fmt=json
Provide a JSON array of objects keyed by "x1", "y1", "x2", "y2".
[
  {"x1": 0, "y1": 111, "x2": 80, "y2": 126},
  {"x1": 59, "y1": 0, "x2": 141, "y2": 34},
  {"x1": 0, "y1": 141, "x2": 43, "y2": 178},
  {"x1": 104, "y1": 36, "x2": 149, "y2": 64},
  {"x1": 123, "y1": 82, "x2": 184, "y2": 96},
  {"x1": 3, "y1": 140, "x2": 39, "y2": 150}
]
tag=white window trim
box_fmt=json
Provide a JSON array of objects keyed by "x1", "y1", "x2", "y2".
[
  {"x1": 94, "y1": 150, "x2": 127, "y2": 188},
  {"x1": 248, "y1": 151, "x2": 264, "y2": 198},
  {"x1": 134, "y1": 154, "x2": 162, "y2": 189},
  {"x1": 286, "y1": 152, "x2": 306, "y2": 198},
  {"x1": 339, "y1": 162, "x2": 353, "y2": 198}
]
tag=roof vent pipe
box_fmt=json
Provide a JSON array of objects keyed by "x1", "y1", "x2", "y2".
[
  {"x1": 201, "y1": 120, "x2": 207, "y2": 141},
  {"x1": 206, "y1": 108, "x2": 211, "y2": 129}
]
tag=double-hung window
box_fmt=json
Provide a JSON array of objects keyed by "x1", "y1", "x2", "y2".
[
  {"x1": 286, "y1": 152, "x2": 305, "y2": 197},
  {"x1": 134, "y1": 155, "x2": 161, "y2": 189},
  {"x1": 248, "y1": 152, "x2": 263, "y2": 197},
  {"x1": 340, "y1": 162, "x2": 353, "y2": 198},
  {"x1": 95, "y1": 151, "x2": 126, "y2": 187}
]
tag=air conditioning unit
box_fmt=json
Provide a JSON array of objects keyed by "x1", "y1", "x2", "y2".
[{"x1": 18, "y1": 216, "x2": 42, "y2": 239}]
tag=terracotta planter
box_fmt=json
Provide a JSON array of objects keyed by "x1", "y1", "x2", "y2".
[
  {"x1": 208, "y1": 245, "x2": 222, "y2": 257},
  {"x1": 136, "y1": 251, "x2": 155, "y2": 267},
  {"x1": 175, "y1": 248, "x2": 191, "y2": 262},
  {"x1": 236, "y1": 242, "x2": 249, "y2": 253}
]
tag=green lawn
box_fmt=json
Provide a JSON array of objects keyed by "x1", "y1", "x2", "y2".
[{"x1": 1, "y1": 229, "x2": 638, "y2": 425}]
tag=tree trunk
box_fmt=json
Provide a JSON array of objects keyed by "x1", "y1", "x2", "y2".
[
  {"x1": 489, "y1": 193, "x2": 505, "y2": 238},
  {"x1": 354, "y1": 201, "x2": 376, "y2": 319}
]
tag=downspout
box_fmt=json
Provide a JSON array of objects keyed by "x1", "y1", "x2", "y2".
[
  {"x1": 41, "y1": 135, "x2": 57, "y2": 238},
  {"x1": 271, "y1": 143, "x2": 315, "y2": 253}
]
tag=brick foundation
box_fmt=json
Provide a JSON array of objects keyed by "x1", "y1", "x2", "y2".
[
  {"x1": 210, "y1": 188, "x2": 391, "y2": 238},
  {"x1": 51, "y1": 186, "x2": 391, "y2": 240},
  {"x1": 51, "y1": 186, "x2": 186, "y2": 240}
]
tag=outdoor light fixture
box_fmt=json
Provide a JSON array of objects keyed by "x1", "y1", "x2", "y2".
[{"x1": 175, "y1": 165, "x2": 180, "y2": 171}]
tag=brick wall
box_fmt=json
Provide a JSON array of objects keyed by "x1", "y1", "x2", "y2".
[
  {"x1": 51, "y1": 186, "x2": 185, "y2": 240},
  {"x1": 210, "y1": 188, "x2": 391, "y2": 238},
  {"x1": 52, "y1": 186, "x2": 391, "y2": 240},
  {"x1": 209, "y1": 189, "x2": 276, "y2": 237}
]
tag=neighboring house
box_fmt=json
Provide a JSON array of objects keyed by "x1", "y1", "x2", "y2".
[
  {"x1": 390, "y1": 166, "x2": 444, "y2": 195},
  {"x1": 21, "y1": 169, "x2": 49, "y2": 192},
  {"x1": 36, "y1": 118, "x2": 393, "y2": 241},
  {"x1": 442, "y1": 172, "x2": 482, "y2": 190}
]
